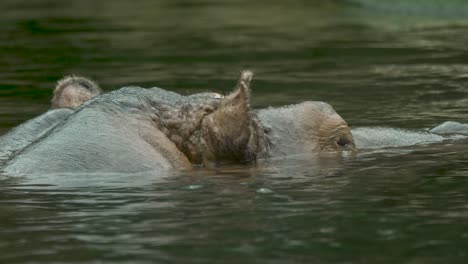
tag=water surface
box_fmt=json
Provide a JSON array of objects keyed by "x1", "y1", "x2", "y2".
[{"x1": 2, "y1": 0, "x2": 468, "y2": 263}]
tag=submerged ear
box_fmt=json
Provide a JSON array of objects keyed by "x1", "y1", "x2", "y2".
[
  {"x1": 51, "y1": 75, "x2": 102, "y2": 108},
  {"x1": 199, "y1": 70, "x2": 266, "y2": 165}
]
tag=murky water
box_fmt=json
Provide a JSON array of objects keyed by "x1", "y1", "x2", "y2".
[{"x1": 2, "y1": 0, "x2": 468, "y2": 263}]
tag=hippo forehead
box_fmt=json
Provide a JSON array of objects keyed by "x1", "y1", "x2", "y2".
[
  {"x1": 298, "y1": 101, "x2": 338, "y2": 116},
  {"x1": 296, "y1": 101, "x2": 348, "y2": 133}
]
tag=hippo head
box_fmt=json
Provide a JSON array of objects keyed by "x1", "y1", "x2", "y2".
[
  {"x1": 149, "y1": 71, "x2": 355, "y2": 166},
  {"x1": 257, "y1": 101, "x2": 356, "y2": 157},
  {"x1": 51, "y1": 75, "x2": 102, "y2": 108}
]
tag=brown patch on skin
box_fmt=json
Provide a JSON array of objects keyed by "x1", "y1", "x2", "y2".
[
  {"x1": 51, "y1": 76, "x2": 102, "y2": 108},
  {"x1": 147, "y1": 71, "x2": 267, "y2": 167},
  {"x1": 194, "y1": 71, "x2": 268, "y2": 166},
  {"x1": 151, "y1": 100, "x2": 220, "y2": 163}
]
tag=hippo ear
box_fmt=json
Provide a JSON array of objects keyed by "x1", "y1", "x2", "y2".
[
  {"x1": 219, "y1": 70, "x2": 253, "y2": 117},
  {"x1": 199, "y1": 70, "x2": 266, "y2": 165},
  {"x1": 51, "y1": 75, "x2": 101, "y2": 108}
]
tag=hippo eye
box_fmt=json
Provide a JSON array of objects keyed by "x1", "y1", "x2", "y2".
[{"x1": 336, "y1": 137, "x2": 351, "y2": 148}]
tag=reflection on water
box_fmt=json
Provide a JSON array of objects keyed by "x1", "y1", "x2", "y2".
[{"x1": 2, "y1": 0, "x2": 468, "y2": 263}]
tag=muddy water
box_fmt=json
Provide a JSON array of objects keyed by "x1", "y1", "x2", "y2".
[{"x1": 2, "y1": 0, "x2": 468, "y2": 263}]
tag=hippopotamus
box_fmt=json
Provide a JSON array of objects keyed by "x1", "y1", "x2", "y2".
[{"x1": 0, "y1": 71, "x2": 355, "y2": 175}]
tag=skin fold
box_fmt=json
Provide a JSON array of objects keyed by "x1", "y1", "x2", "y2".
[{"x1": 0, "y1": 71, "x2": 356, "y2": 174}]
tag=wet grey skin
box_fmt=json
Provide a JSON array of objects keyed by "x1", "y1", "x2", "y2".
[
  {"x1": 0, "y1": 76, "x2": 103, "y2": 164},
  {"x1": 0, "y1": 71, "x2": 355, "y2": 174}
]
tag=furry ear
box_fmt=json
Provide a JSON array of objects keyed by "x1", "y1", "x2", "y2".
[
  {"x1": 213, "y1": 70, "x2": 252, "y2": 118},
  {"x1": 199, "y1": 70, "x2": 266, "y2": 165},
  {"x1": 51, "y1": 75, "x2": 101, "y2": 108}
]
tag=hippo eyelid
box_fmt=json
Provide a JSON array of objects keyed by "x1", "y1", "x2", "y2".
[{"x1": 337, "y1": 137, "x2": 351, "y2": 147}]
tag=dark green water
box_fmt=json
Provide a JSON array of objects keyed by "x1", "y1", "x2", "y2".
[{"x1": 2, "y1": 0, "x2": 468, "y2": 263}]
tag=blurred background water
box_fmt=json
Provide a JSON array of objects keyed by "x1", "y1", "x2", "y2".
[{"x1": 2, "y1": 0, "x2": 468, "y2": 263}]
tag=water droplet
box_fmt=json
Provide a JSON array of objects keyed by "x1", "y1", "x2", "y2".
[
  {"x1": 319, "y1": 227, "x2": 336, "y2": 234},
  {"x1": 185, "y1": 185, "x2": 203, "y2": 190},
  {"x1": 256, "y1": 187, "x2": 273, "y2": 194}
]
